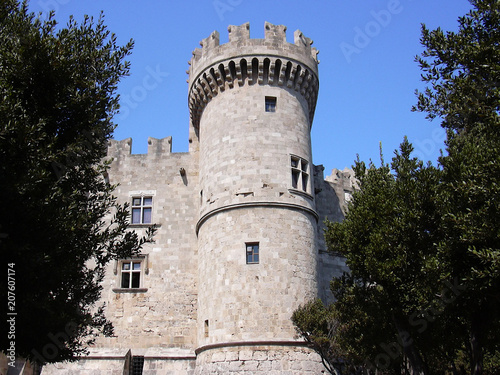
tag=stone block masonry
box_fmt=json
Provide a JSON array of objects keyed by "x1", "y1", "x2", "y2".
[
  {"x1": 40, "y1": 22, "x2": 354, "y2": 375},
  {"x1": 195, "y1": 345, "x2": 328, "y2": 374}
]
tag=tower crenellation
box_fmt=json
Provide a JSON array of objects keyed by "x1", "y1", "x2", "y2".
[
  {"x1": 107, "y1": 137, "x2": 132, "y2": 158},
  {"x1": 187, "y1": 22, "x2": 319, "y2": 129},
  {"x1": 147, "y1": 136, "x2": 172, "y2": 155},
  {"x1": 228, "y1": 22, "x2": 250, "y2": 43}
]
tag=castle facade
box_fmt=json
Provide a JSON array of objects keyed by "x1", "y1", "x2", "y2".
[{"x1": 41, "y1": 22, "x2": 355, "y2": 375}]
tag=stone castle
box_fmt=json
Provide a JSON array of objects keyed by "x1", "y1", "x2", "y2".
[{"x1": 40, "y1": 22, "x2": 357, "y2": 375}]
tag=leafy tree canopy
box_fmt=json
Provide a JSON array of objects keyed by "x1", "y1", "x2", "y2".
[
  {"x1": 325, "y1": 142, "x2": 447, "y2": 374},
  {"x1": 415, "y1": 0, "x2": 500, "y2": 373},
  {"x1": 0, "y1": 0, "x2": 154, "y2": 364},
  {"x1": 294, "y1": 1, "x2": 500, "y2": 374}
]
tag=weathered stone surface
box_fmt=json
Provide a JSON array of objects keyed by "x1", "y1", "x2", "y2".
[
  {"x1": 40, "y1": 22, "x2": 353, "y2": 375},
  {"x1": 194, "y1": 346, "x2": 328, "y2": 375}
]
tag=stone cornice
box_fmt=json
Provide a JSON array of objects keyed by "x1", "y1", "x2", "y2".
[{"x1": 195, "y1": 340, "x2": 311, "y2": 355}]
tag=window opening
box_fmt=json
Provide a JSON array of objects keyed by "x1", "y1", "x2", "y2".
[
  {"x1": 121, "y1": 260, "x2": 142, "y2": 288},
  {"x1": 301, "y1": 160, "x2": 309, "y2": 191},
  {"x1": 131, "y1": 196, "x2": 152, "y2": 224},
  {"x1": 246, "y1": 243, "x2": 259, "y2": 264},
  {"x1": 291, "y1": 156, "x2": 309, "y2": 193},
  {"x1": 265, "y1": 96, "x2": 276, "y2": 112},
  {"x1": 130, "y1": 356, "x2": 144, "y2": 375},
  {"x1": 204, "y1": 320, "x2": 209, "y2": 338}
]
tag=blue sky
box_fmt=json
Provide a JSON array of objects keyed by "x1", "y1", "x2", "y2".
[{"x1": 29, "y1": 0, "x2": 472, "y2": 175}]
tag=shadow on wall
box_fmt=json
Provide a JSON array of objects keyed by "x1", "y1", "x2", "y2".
[{"x1": 314, "y1": 166, "x2": 356, "y2": 304}]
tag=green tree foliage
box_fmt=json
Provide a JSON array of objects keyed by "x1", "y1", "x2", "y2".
[
  {"x1": 0, "y1": 0, "x2": 155, "y2": 364},
  {"x1": 293, "y1": 1, "x2": 499, "y2": 374},
  {"x1": 414, "y1": 0, "x2": 500, "y2": 373},
  {"x1": 294, "y1": 141, "x2": 454, "y2": 374},
  {"x1": 292, "y1": 299, "x2": 348, "y2": 375},
  {"x1": 326, "y1": 142, "x2": 447, "y2": 374}
]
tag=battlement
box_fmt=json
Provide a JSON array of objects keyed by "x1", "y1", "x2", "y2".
[
  {"x1": 108, "y1": 136, "x2": 173, "y2": 159},
  {"x1": 187, "y1": 22, "x2": 320, "y2": 129},
  {"x1": 189, "y1": 22, "x2": 319, "y2": 69}
]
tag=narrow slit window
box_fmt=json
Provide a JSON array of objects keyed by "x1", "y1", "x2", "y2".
[
  {"x1": 301, "y1": 160, "x2": 309, "y2": 191},
  {"x1": 204, "y1": 320, "x2": 209, "y2": 337},
  {"x1": 265, "y1": 96, "x2": 276, "y2": 112},
  {"x1": 292, "y1": 169, "x2": 300, "y2": 189}
]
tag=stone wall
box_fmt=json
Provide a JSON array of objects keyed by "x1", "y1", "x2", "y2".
[
  {"x1": 141, "y1": 348, "x2": 196, "y2": 375},
  {"x1": 197, "y1": 207, "x2": 318, "y2": 346},
  {"x1": 93, "y1": 138, "x2": 199, "y2": 351},
  {"x1": 194, "y1": 345, "x2": 327, "y2": 374},
  {"x1": 34, "y1": 22, "x2": 357, "y2": 375},
  {"x1": 314, "y1": 166, "x2": 355, "y2": 302},
  {"x1": 41, "y1": 349, "x2": 129, "y2": 375}
]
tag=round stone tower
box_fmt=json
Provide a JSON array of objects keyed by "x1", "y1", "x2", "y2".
[{"x1": 188, "y1": 22, "x2": 324, "y2": 373}]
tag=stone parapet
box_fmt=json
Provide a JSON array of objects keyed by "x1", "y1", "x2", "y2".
[
  {"x1": 107, "y1": 136, "x2": 173, "y2": 159},
  {"x1": 187, "y1": 22, "x2": 319, "y2": 129}
]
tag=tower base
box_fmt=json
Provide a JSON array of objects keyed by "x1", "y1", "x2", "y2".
[{"x1": 194, "y1": 342, "x2": 327, "y2": 374}]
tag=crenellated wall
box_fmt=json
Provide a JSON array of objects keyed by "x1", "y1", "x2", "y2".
[
  {"x1": 187, "y1": 22, "x2": 319, "y2": 129},
  {"x1": 40, "y1": 22, "x2": 353, "y2": 375}
]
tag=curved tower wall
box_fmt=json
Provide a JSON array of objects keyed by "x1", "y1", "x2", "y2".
[
  {"x1": 39, "y1": 21, "x2": 353, "y2": 375},
  {"x1": 189, "y1": 22, "x2": 324, "y2": 373}
]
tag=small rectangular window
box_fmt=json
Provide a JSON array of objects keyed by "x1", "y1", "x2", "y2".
[
  {"x1": 121, "y1": 260, "x2": 142, "y2": 288},
  {"x1": 131, "y1": 196, "x2": 152, "y2": 224},
  {"x1": 246, "y1": 243, "x2": 259, "y2": 264},
  {"x1": 265, "y1": 96, "x2": 276, "y2": 112},
  {"x1": 204, "y1": 320, "x2": 209, "y2": 337}
]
